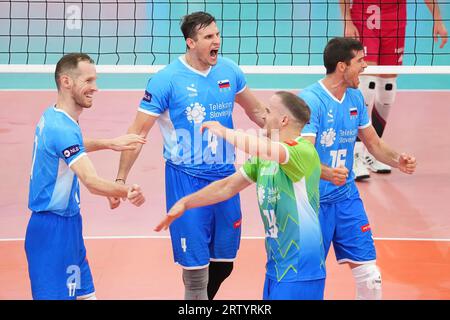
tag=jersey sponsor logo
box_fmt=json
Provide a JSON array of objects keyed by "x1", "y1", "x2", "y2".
[
  {"x1": 339, "y1": 129, "x2": 358, "y2": 144},
  {"x1": 185, "y1": 102, "x2": 206, "y2": 124},
  {"x1": 62, "y1": 144, "x2": 80, "y2": 159},
  {"x1": 320, "y1": 128, "x2": 336, "y2": 147},
  {"x1": 233, "y1": 219, "x2": 242, "y2": 229},
  {"x1": 210, "y1": 101, "x2": 233, "y2": 119},
  {"x1": 142, "y1": 90, "x2": 152, "y2": 103},
  {"x1": 257, "y1": 185, "x2": 265, "y2": 205},
  {"x1": 260, "y1": 164, "x2": 279, "y2": 176},
  {"x1": 266, "y1": 187, "x2": 281, "y2": 205},
  {"x1": 361, "y1": 224, "x2": 371, "y2": 232}
]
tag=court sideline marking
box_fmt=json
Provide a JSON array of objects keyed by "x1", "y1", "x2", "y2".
[{"x1": 1, "y1": 235, "x2": 450, "y2": 242}]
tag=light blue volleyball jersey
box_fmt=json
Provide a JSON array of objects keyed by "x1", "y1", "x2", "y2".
[
  {"x1": 28, "y1": 107, "x2": 86, "y2": 216},
  {"x1": 139, "y1": 56, "x2": 246, "y2": 181},
  {"x1": 300, "y1": 80, "x2": 371, "y2": 203}
]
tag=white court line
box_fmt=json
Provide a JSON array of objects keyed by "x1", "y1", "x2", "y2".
[
  {"x1": 1, "y1": 236, "x2": 450, "y2": 242},
  {"x1": 1, "y1": 89, "x2": 449, "y2": 92}
]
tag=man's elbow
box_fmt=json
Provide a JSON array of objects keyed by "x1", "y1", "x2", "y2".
[{"x1": 82, "y1": 175, "x2": 102, "y2": 195}]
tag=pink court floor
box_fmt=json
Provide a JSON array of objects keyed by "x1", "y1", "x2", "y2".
[{"x1": 0, "y1": 89, "x2": 449, "y2": 299}]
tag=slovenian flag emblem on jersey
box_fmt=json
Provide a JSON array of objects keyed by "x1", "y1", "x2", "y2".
[
  {"x1": 350, "y1": 107, "x2": 358, "y2": 117},
  {"x1": 218, "y1": 79, "x2": 230, "y2": 89}
]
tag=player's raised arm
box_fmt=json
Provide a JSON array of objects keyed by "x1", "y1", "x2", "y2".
[
  {"x1": 424, "y1": 0, "x2": 448, "y2": 48},
  {"x1": 83, "y1": 134, "x2": 146, "y2": 152},
  {"x1": 108, "y1": 112, "x2": 156, "y2": 209},
  {"x1": 201, "y1": 121, "x2": 288, "y2": 164},
  {"x1": 115, "y1": 112, "x2": 157, "y2": 182},
  {"x1": 235, "y1": 87, "x2": 267, "y2": 128},
  {"x1": 339, "y1": 0, "x2": 359, "y2": 39},
  {"x1": 154, "y1": 172, "x2": 251, "y2": 231}
]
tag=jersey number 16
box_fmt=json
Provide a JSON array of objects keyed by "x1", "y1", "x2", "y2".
[{"x1": 330, "y1": 149, "x2": 347, "y2": 168}]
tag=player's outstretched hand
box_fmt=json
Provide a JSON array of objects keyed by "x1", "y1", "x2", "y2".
[
  {"x1": 108, "y1": 196, "x2": 121, "y2": 209},
  {"x1": 331, "y1": 166, "x2": 349, "y2": 186},
  {"x1": 343, "y1": 21, "x2": 360, "y2": 40},
  {"x1": 434, "y1": 20, "x2": 448, "y2": 49},
  {"x1": 109, "y1": 134, "x2": 146, "y2": 151},
  {"x1": 398, "y1": 153, "x2": 416, "y2": 174},
  {"x1": 127, "y1": 184, "x2": 145, "y2": 207},
  {"x1": 200, "y1": 121, "x2": 226, "y2": 137},
  {"x1": 154, "y1": 200, "x2": 187, "y2": 232}
]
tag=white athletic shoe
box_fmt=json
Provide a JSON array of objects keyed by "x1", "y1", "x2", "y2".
[
  {"x1": 353, "y1": 151, "x2": 371, "y2": 181},
  {"x1": 364, "y1": 152, "x2": 392, "y2": 174}
]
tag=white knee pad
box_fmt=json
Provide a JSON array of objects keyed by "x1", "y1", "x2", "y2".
[
  {"x1": 351, "y1": 263, "x2": 382, "y2": 300},
  {"x1": 374, "y1": 77, "x2": 397, "y2": 121},
  {"x1": 358, "y1": 75, "x2": 377, "y2": 110}
]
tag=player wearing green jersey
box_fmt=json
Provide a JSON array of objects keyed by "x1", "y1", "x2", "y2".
[{"x1": 155, "y1": 91, "x2": 326, "y2": 300}]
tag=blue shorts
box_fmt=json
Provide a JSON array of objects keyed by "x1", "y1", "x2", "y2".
[
  {"x1": 263, "y1": 276, "x2": 325, "y2": 300},
  {"x1": 165, "y1": 164, "x2": 242, "y2": 269},
  {"x1": 25, "y1": 212, "x2": 95, "y2": 300},
  {"x1": 320, "y1": 190, "x2": 377, "y2": 264}
]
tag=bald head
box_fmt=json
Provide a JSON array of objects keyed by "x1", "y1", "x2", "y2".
[{"x1": 273, "y1": 91, "x2": 310, "y2": 127}]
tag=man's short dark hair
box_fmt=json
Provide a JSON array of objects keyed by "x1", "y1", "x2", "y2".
[
  {"x1": 323, "y1": 37, "x2": 364, "y2": 74},
  {"x1": 180, "y1": 11, "x2": 216, "y2": 41},
  {"x1": 55, "y1": 53, "x2": 94, "y2": 90},
  {"x1": 275, "y1": 91, "x2": 310, "y2": 127}
]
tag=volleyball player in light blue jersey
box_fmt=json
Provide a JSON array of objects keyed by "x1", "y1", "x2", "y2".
[
  {"x1": 110, "y1": 12, "x2": 265, "y2": 300},
  {"x1": 138, "y1": 52, "x2": 246, "y2": 179},
  {"x1": 26, "y1": 53, "x2": 146, "y2": 300},
  {"x1": 299, "y1": 38, "x2": 417, "y2": 300},
  {"x1": 300, "y1": 78, "x2": 370, "y2": 203}
]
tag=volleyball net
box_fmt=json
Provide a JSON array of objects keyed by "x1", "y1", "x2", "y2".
[{"x1": 0, "y1": 0, "x2": 449, "y2": 75}]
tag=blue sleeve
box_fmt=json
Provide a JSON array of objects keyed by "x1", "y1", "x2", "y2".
[
  {"x1": 299, "y1": 91, "x2": 321, "y2": 137},
  {"x1": 355, "y1": 90, "x2": 370, "y2": 128},
  {"x1": 51, "y1": 125, "x2": 86, "y2": 167},
  {"x1": 225, "y1": 58, "x2": 247, "y2": 94},
  {"x1": 138, "y1": 71, "x2": 171, "y2": 116}
]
